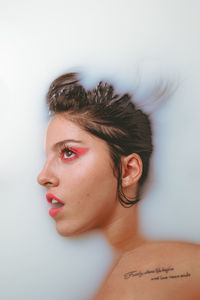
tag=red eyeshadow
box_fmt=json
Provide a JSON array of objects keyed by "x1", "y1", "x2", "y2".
[
  {"x1": 69, "y1": 147, "x2": 89, "y2": 155},
  {"x1": 60, "y1": 147, "x2": 89, "y2": 162}
]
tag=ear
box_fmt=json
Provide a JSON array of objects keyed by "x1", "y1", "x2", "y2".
[{"x1": 121, "y1": 153, "x2": 143, "y2": 188}]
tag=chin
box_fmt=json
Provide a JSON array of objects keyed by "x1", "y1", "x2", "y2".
[
  {"x1": 55, "y1": 222, "x2": 89, "y2": 238},
  {"x1": 56, "y1": 225, "x2": 77, "y2": 237}
]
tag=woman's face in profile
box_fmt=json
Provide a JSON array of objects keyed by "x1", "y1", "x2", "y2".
[{"x1": 37, "y1": 113, "x2": 118, "y2": 237}]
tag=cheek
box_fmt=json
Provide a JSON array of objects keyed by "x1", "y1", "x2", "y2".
[
  {"x1": 56, "y1": 159, "x2": 118, "y2": 235},
  {"x1": 60, "y1": 158, "x2": 117, "y2": 206}
]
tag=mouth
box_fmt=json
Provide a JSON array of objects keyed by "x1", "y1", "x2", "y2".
[{"x1": 46, "y1": 193, "x2": 65, "y2": 217}]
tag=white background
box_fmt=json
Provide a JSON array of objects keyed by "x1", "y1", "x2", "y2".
[{"x1": 0, "y1": 1, "x2": 200, "y2": 299}]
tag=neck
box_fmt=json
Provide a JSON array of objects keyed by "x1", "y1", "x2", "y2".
[{"x1": 100, "y1": 202, "x2": 147, "y2": 255}]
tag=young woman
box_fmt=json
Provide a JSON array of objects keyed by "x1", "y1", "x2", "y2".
[{"x1": 37, "y1": 72, "x2": 200, "y2": 300}]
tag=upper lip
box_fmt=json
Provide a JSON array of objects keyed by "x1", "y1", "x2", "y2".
[{"x1": 46, "y1": 193, "x2": 65, "y2": 204}]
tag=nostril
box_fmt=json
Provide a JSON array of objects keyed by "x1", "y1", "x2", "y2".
[
  {"x1": 37, "y1": 162, "x2": 59, "y2": 187},
  {"x1": 38, "y1": 176, "x2": 49, "y2": 186},
  {"x1": 37, "y1": 173, "x2": 59, "y2": 187}
]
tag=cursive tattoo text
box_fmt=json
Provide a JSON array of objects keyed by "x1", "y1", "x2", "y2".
[{"x1": 124, "y1": 267, "x2": 191, "y2": 281}]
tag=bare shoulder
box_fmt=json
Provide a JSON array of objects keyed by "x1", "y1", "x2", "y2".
[
  {"x1": 93, "y1": 241, "x2": 200, "y2": 300},
  {"x1": 123, "y1": 240, "x2": 200, "y2": 267},
  {"x1": 120, "y1": 241, "x2": 200, "y2": 282},
  {"x1": 119, "y1": 241, "x2": 200, "y2": 291}
]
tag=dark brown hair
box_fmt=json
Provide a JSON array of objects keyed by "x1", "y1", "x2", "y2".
[{"x1": 46, "y1": 72, "x2": 153, "y2": 207}]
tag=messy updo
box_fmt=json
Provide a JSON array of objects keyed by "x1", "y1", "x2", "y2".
[{"x1": 46, "y1": 72, "x2": 153, "y2": 207}]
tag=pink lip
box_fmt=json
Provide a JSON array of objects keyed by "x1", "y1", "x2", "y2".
[
  {"x1": 46, "y1": 193, "x2": 64, "y2": 204},
  {"x1": 49, "y1": 207, "x2": 64, "y2": 217},
  {"x1": 46, "y1": 193, "x2": 65, "y2": 217}
]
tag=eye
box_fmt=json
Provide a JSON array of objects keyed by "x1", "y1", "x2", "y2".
[{"x1": 60, "y1": 147, "x2": 77, "y2": 162}]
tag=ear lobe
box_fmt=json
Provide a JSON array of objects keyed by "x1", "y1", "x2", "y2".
[{"x1": 121, "y1": 153, "x2": 143, "y2": 188}]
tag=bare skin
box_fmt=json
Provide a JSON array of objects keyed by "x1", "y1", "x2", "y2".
[
  {"x1": 93, "y1": 212, "x2": 200, "y2": 300},
  {"x1": 37, "y1": 113, "x2": 200, "y2": 300},
  {"x1": 93, "y1": 194, "x2": 200, "y2": 299}
]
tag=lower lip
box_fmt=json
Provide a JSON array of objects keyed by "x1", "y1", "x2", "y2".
[{"x1": 49, "y1": 206, "x2": 64, "y2": 217}]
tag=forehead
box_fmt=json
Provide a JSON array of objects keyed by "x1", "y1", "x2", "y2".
[{"x1": 45, "y1": 113, "x2": 107, "y2": 151}]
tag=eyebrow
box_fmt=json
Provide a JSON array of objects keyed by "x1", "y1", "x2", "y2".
[{"x1": 53, "y1": 139, "x2": 84, "y2": 150}]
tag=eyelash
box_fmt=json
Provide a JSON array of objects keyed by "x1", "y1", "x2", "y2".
[{"x1": 60, "y1": 146, "x2": 77, "y2": 162}]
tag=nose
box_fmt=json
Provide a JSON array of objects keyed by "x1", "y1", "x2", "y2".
[{"x1": 37, "y1": 161, "x2": 59, "y2": 188}]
